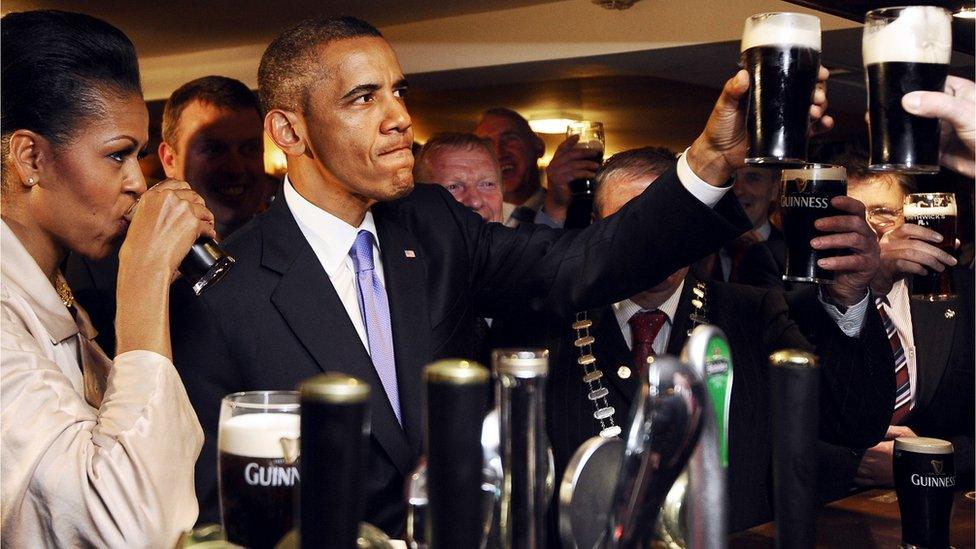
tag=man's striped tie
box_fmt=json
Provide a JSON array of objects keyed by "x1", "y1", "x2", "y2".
[{"x1": 875, "y1": 296, "x2": 911, "y2": 424}]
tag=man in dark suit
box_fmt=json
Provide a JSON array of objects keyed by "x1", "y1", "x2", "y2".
[
  {"x1": 169, "y1": 16, "x2": 835, "y2": 535},
  {"x1": 543, "y1": 148, "x2": 894, "y2": 533},
  {"x1": 818, "y1": 162, "x2": 974, "y2": 494},
  {"x1": 695, "y1": 166, "x2": 782, "y2": 283}
]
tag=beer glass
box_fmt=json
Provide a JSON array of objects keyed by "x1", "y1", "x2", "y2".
[
  {"x1": 904, "y1": 192, "x2": 957, "y2": 300},
  {"x1": 741, "y1": 13, "x2": 822, "y2": 166},
  {"x1": 564, "y1": 121, "x2": 605, "y2": 229},
  {"x1": 780, "y1": 164, "x2": 846, "y2": 284},
  {"x1": 893, "y1": 437, "x2": 956, "y2": 549},
  {"x1": 218, "y1": 391, "x2": 300, "y2": 548},
  {"x1": 863, "y1": 6, "x2": 952, "y2": 174}
]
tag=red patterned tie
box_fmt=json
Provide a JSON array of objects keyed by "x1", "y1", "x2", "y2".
[
  {"x1": 629, "y1": 310, "x2": 668, "y2": 375},
  {"x1": 875, "y1": 297, "x2": 911, "y2": 424}
]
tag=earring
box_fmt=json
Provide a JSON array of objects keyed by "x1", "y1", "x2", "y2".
[{"x1": 27, "y1": 177, "x2": 33, "y2": 185}]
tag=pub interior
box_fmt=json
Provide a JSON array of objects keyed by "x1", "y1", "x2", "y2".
[{"x1": 0, "y1": 0, "x2": 974, "y2": 548}]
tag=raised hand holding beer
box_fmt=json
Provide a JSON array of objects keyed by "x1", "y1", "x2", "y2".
[
  {"x1": 903, "y1": 75, "x2": 976, "y2": 178},
  {"x1": 545, "y1": 131, "x2": 604, "y2": 226},
  {"x1": 813, "y1": 195, "x2": 881, "y2": 306},
  {"x1": 686, "y1": 66, "x2": 832, "y2": 186}
]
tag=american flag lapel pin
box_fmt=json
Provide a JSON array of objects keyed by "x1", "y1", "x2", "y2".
[{"x1": 404, "y1": 249, "x2": 416, "y2": 258}]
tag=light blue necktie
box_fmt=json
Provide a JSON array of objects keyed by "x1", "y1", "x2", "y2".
[{"x1": 349, "y1": 230, "x2": 401, "y2": 425}]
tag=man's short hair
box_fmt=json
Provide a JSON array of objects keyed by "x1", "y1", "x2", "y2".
[
  {"x1": 161, "y1": 75, "x2": 260, "y2": 146},
  {"x1": 594, "y1": 146, "x2": 677, "y2": 215},
  {"x1": 830, "y1": 150, "x2": 916, "y2": 196},
  {"x1": 414, "y1": 132, "x2": 499, "y2": 182},
  {"x1": 258, "y1": 16, "x2": 382, "y2": 116}
]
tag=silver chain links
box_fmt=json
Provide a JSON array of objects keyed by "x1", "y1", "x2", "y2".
[{"x1": 573, "y1": 312, "x2": 621, "y2": 438}]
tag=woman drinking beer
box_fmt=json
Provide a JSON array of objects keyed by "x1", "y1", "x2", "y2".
[{"x1": 1, "y1": 10, "x2": 215, "y2": 546}]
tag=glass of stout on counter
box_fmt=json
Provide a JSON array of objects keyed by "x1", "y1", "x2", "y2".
[
  {"x1": 218, "y1": 391, "x2": 301, "y2": 548},
  {"x1": 564, "y1": 121, "x2": 605, "y2": 229},
  {"x1": 863, "y1": 6, "x2": 952, "y2": 174},
  {"x1": 740, "y1": 12, "x2": 822, "y2": 166},
  {"x1": 904, "y1": 192, "x2": 957, "y2": 301}
]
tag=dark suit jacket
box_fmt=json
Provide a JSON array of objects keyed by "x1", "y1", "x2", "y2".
[
  {"x1": 170, "y1": 168, "x2": 752, "y2": 535},
  {"x1": 735, "y1": 236, "x2": 787, "y2": 290},
  {"x1": 63, "y1": 251, "x2": 119, "y2": 356},
  {"x1": 543, "y1": 274, "x2": 895, "y2": 534},
  {"x1": 819, "y1": 266, "x2": 975, "y2": 496}
]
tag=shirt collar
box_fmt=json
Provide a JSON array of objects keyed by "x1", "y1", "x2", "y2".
[
  {"x1": 1, "y1": 219, "x2": 79, "y2": 343},
  {"x1": 283, "y1": 175, "x2": 381, "y2": 277},
  {"x1": 613, "y1": 279, "x2": 685, "y2": 326}
]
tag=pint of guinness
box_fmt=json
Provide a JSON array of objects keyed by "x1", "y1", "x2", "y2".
[
  {"x1": 780, "y1": 164, "x2": 846, "y2": 284},
  {"x1": 740, "y1": 12, "x2": 821, "y2": 166},
  {"x1": 564, "y1": 122, "x2": 605, "y2": 229},
  {"x1": 863, "y1": 6, "x2": 952, "y2": 174},
  {"x1": 893, "y1": 437, "x2": 956, "y2": 549},
  {"x1": 904, "y1": 192, "x2": 957, "y2": 301},
  {"x1": 218, "y1": 391, "x2": 300, "y2": 549}
]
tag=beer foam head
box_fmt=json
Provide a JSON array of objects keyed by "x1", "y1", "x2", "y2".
[
  {"x1": 863, "y1": 6, "x2": 952, "y2": 65},
  {"x1": 219, "y1": 413, "x2": 301, "y2": 458},
  {"x1": 781, "y1": 163, "x2": 846, "y2": 182},
  {"x1": 903, "y1": 201, "x2": 957, "y2": 218},
  {"x1": 741, "y1": 12, "x2": 822, "y2": 52},
  {"x1": 895, "y1": 436, "x2": 953, "y2": 454}
]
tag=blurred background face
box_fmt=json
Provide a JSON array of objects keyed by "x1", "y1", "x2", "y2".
[
  {"x1": 474, "y1": 114, "x2": 540, "y2": 200},
  {"x1": 734, "y1": 167, "x2": 779, "y2": 229},
  {"x1": 424, "y1": 147, "x2": 503, "y2": 222},
  {"x1": 848, "y1": 175, "x2": 906, "y2": 237},
  {"x1": 163, "y1": 100, "x2": 265, "y2": 234}
]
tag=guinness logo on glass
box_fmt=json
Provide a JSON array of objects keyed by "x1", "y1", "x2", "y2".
[
  {"x1": 795, "y1": 178, "x2": 809, "y2": 193},
  {"x1": 932, "y1": 460, "x2": 944, "y2": 475}
]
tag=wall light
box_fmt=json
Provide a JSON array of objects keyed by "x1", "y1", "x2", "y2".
[{"x1": 528, "y1": 112, "x2": 583, "y2": 134}]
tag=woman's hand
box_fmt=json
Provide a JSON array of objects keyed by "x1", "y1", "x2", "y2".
[{"x1": 115, "y1": 180, "x2": 216, "y2": 358}]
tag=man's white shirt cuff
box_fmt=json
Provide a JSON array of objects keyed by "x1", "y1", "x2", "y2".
[
  {"x1": 819, "y1": 290, "x2": 870, "y2": 337},
  {"x1": 676, "y1": 148, "x2": 732, "y2": 209}
]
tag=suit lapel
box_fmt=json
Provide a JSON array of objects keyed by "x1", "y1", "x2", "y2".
[
  {"x1": 373, "y1": 205, "x2": 431, "y2": 456},
  {"x1": 589, "y1": 307, "x2": 639, "y2": 405},
  {"x1": 909, "y1": 295, "x2": 957, "y2": 415},
  {"x1": 261, "y1": 195, "x2": 416, "y2": 477}
]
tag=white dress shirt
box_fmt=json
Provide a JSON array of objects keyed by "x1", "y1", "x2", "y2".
[
  {"x1": 284, "y1": 177, "x2": 386, "y2": 355},
  {"x1": 879, "y1": 279, "x2": 918, "y2": 408}
]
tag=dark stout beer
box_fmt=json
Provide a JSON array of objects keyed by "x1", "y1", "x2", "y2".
[
  {"x1": 565, "y1": 123, "x2": 605, "y2": 229},
  {"x1": 904, "y1": 193, "x2": 957, "y2": 300},
  {"x1": 780, "y1": 165, "x2": 846, "y2": 284},
  {"x1": 565, "y1": 141, "x2": 603, "y2": 229},
  {"x1": 893, "y1": 437, "x2": 955, "y2": 549},
  {"x1": 219, "y1": 410, "x2": 300, "y2": 548},
  {"x1": 741, "y1": 13, "x2": 821, "y2": 166},
  {"x1": 863, "y1": 6, "x2": 952, "y2": 174}
]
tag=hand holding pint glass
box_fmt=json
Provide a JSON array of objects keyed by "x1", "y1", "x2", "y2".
[
  {"x1": 741, "y1": 13, "x2": 822, "y2": 166},
  {"x1": 124, "y1": 182, "x2": 235, "y2": 295},
  {"x1": 903, "y1": 192, "x2": 957, "y2": 300},
  {"x1": 563, "y1": 122, "x2": 605, "y2": 229},
  {"x1": 894, "y1": 437, "x2": 956, "y2": 549},
  {"x1": 863, "y1": 6, "x2": 952, "y2": 174},
  {"x1": 218, "y1": 391, "x2": 300, "y2": 548}
]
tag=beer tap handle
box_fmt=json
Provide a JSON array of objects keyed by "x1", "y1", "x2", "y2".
[
  {"x1": 769, "y1": 350, "x2": 820, "y2": 549},
  {"x1": 423, "y1": 360, "x2": 491, "y2": 548},
  {"x1": 603, "y1": 355, "x2": 706, "y2": 549}
]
